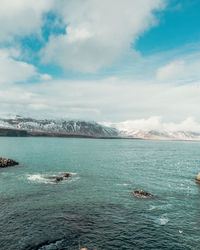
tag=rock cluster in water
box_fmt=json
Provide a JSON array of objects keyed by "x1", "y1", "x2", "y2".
[
  {"x1": 47, "y1": 173, "x2": 71, "y2": 183},
  {"x1": 195, "y1": 173, "x2": 200, "y2": 184},
  {"x1": 0, "y1": 158, "x2": 19, "y2": 168},
  {"x1": 133, "y1": 190, "x2": 155, "y2": 199}
]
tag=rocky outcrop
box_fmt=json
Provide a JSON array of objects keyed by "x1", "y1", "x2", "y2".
[
  {"x1": 133, "y1": 190, "x2": 155, "y2": 199},
  {"x1": 0, "y1": 116, "x2": 119, "y2": 138},
  {"x1": 0, "y1": 128, "x2": 28, "y2": 137},
  {"x1": 195, "y1": 173, "x2": 200, "y2": 184},
  {"x1": 0, "y1": 158, "x2": 19, "y2": 168},
  {"x1": 47, "y1": 173, "x2": 71, "y2": 183},
  {"x1": 61, "y1": 173, "x2": 70, "y2": 178},
  {"x1": 47, "y1": 176, "x2": 64, "y2": 182}
]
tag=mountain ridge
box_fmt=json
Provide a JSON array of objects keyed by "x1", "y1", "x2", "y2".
[
  {"x1": 0, "y1": 116, "x2": 119, "y2": 138},
  {"x1": 0, "y1": 116, "x2": 200, "y2": 141}
]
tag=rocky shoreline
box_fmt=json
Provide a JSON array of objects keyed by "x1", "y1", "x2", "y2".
[
  {"x1": 132, "y1": 190, "x2": 155, "y2": 199},
  {"x1": 46, "y1": 173, "x2": 71, "y2": 183},
  {"x1": 0, "y1": 127, "x2": 122, "y2": 139},
  {"x1": 195, "y1": 173, "x2": 200, "y2": 184},
  {"x1": 0, "y1": 158, "x2": 19, "y2": 168}
]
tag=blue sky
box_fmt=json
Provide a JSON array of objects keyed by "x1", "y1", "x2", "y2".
[
  {"x1": 136, "y1": 0, "x2": 200, "y2": 54},
  {"x1": 0, "y1": 0, "x2": 200, "y2": 128},
  {"x1": 15, "y1": 0, "x2": 200, "y2": 79}
]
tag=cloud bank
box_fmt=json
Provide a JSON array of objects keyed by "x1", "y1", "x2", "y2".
[
  {"x1": 0, "y1": 0, "x2": 54, "y2": 42},
  {"x1": 0, "y1": 49, "x2": 51, "y2": 84},
  {"x1": 41, "y1": 0, "x2": 165, "y2": 73},
  {"x1": 0, "y1": 0, "x2": 165, "y2": 84},
  {"x1": 156, "y1": 48, "x2": 200, "y2": 82},
  {"x1": 1, "y1": 77, "x2": 200, "y2": 124},
  {"x1": 102, "y1": 117, "x2": 200, "y2": 133},
  {"x1": 0, "y1": 0, "x2": 200, "y2": 129}
]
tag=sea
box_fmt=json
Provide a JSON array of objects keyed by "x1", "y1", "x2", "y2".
[{"x1": 0, "y1": 137, "x2": 200, "y2": 250}]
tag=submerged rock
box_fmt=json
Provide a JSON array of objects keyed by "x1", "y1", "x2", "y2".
[
  {"x1": 55, "y1": 176, "x2": 64, "y2": 182},
  {"x1": 47, "y1": 176, "x2": 64, "y2": 182},
  {"x1": 61, "y1": 172, "x2": 70, "y2": 178},
  {"x1": 133, "y1": 190, "x2": 155, "y2": 199},
  {"x1": 47, "y1": 173, "x2": 71, "y2": 183},
  {"x1": 195, "y1": 173, "x2": 200, "y2": 184},
  {"x1": 0, "y1": 158, "x2": 19, "y2": 168}
]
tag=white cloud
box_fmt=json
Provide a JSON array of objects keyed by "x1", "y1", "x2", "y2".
[
  {"x1": 0, "y1": 0, "x2": 54, "y2": 41},
  {"x1": 102, "y1": 116, "x2": 200, "y2": 133},
  {"x1": 0, "y1": 1, "x2": 55, "y2": 84},
  {"x1": 28, "y1": 103, "x2": 54, "y2": 111},
  {"x1": 1, "y1": 77, "x2": 200, "y2": 123},
  {"x1": 0, "y1": 49, "x2": 37, "y2": 83},
  {"x1": 102, "y1": 117, "x2": 163, "y2": 131},
  {"x1": 0, "y1": 0, "x2": 200, "y2": 127},
  {"x1": 39, "y1": 74, "x2": 52, "y2": 81},
  {"x1": 165, "y1": 117, "x2": 200, "y2": 132},
  {"x1": 0, "y1": 49, "x2": 52, "y2": 84},
  {"x1": 0, "y1": 0, "x2": 166, "y2": 77},
  {"x1": 156, "y1": 60, "x2": 185, "y2": 81},
  {"x1": 42, "y1": 0, "x2": 165, "y2": 73},
  {"x1": 156, "y1": 49, "x2": 200, "y2": 82}
]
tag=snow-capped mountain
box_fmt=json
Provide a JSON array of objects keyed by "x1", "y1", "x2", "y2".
[
  {"x1": 119, "y1": 129, "x2": 200, "y2": 140},
  {"x1": 1, "y1": 116, "x2": 200, "y2": 140},
  {"x1": 101, "y1": 120, "x2": 200, "y2": 141},
  {"x1": 0, "y1": 116, "x2": 119, "y2": 138}
]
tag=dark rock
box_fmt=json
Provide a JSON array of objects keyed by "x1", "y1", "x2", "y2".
[
  {"x1": 47, "y1": 176, "x2": 64, "y2": 182},
  {"x1": 46, "y1": 173, "x2": 71, "y2": 183},
  {"x1": 195, "y1": 173, "x2": 200, "y2": 184},
  {"x1": 55, "y1": 176, "x2": 64, "y2": 182},
  {"x1": 195, "y1": 178, "x2": 200, "y2": 184},
  {"x1": 61, "y1": 172, "x2": 70, "y2": 178},
  {"x1": 0, "y1": 158, "x2": 19, "y2": 168},
  {"x1": 133, "y1": 190, "x2": 155, "y2": 199}
]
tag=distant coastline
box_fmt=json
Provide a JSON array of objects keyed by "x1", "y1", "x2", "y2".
[
  {"x1": 1, "y1": 116, "x2": 200, "y2": 141},
  {"x1": 0, "y1": 127, "x2": 124, "y2": 139},
  {"x1": 1, "y1": 127, "x2": 200, "y2": 142}
]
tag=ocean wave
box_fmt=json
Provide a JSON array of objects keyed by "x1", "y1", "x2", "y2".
[
  {"x1": 37, "y1": 239, "x2": 64, "y2": 250},
  {"x1": 27, "y1": 174, "x2": 55, "y2": 184},
  {"x1": 116, "y1": 183, "x2": 130, "y2": 186},
  {"x1": 148, "y1": 203, "x2": 172, "y2": 211},
  {"x1": 149, "y1": 205, "x2": 156, "y2": 211},
  {"x1": 159, "y1": 217, "x2": 169, "y2": 225},
  {"x1": 27, "y1": 172, "x2": 78, "y2": 184},
  {"x1": 155, "y1": 214, "x2": 169, "y2": 226}
]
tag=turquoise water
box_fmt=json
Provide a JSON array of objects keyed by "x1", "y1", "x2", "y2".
[{"x1": 0, "y1": 137, "x2": 200, "y2": 249}]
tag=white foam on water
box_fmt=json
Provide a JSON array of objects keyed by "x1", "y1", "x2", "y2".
[
  {"x1": 60, "y1": 175, "x2": 80, "y2": 184},
  {"x1": 151, "y1": 213, "x2": 170, "y2": 226},
  {"x1": 116, "y1": 183, "x2": 130, "y2": 186},
  {"x1": 69, "y1": 172, "x2": 77, "y2": 175},
  {"x1": 38, "y1": 239, "x2": 64, "y2": 250},
  {"x1": 55, "y1": 172, "x2": 78, "y2": 178},
  {"x1": 159, "y1": 217, "x2": 169, "y2": 225},
  {"x1": 148, "y1": 203, "x2": 172, "y2": 211},
  {"x1": 149, "y1": 205, "x2": 156, "y2": 211},
  {"x1": 27, "y1": 172, "x2": 78, "y2": 184},
  {"x1": 27, "y1": 174, "x2": 54, "y2": 184},
  {"x1": 156, "y1": 214, "x2": 169, "y2": 226}
]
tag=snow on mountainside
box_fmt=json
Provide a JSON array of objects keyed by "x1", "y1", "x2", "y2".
[
  {"x1": 1, "y1": 116, "x2": 200, "y2": 140},
  {"x1": 100, "y1": 120, "x2": 200, "y2": 141},
  {"x1": 0, "y1": 116, "x2": 119, "y2": 137},
  {"x1": 119, "y1": 129, "x2": 200, "y2": 140}
]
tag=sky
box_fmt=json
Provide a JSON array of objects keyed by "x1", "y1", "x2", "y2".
[{"x1": 1, "y1": 0, "x2": 200, "y2": 128}]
